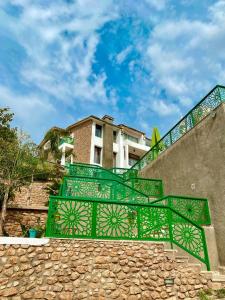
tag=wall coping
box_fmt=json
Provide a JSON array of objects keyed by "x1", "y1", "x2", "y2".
[
  {"x1": 7, "y1": 205, "x2": 48, "y2": 211},
  {"x1": 0, "y1": 237, "x2": 49, "y2": 245}
]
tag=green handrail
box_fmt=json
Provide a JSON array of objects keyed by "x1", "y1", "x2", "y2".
[
  {"x1": 68, "y1": 163, "x2": 124, "y2": 182},
  {"x1": 59, "y1": 176, "x2": 149, "y2": 204},
  {"x1": 131, "y1": 85, "x2": 225, "y2": 171},
  {"x1": 109, "y1": 168, "x2": 139, "y2": 180},
  {"x1": 151, "y1": 195, "x2": 211, "y2": 225},
  {"x1": 59, "y1": 136, "x2": 74, "y2": 146},
  {"x1": 125, "y1": 177, "x2": 164, "y2": 199},
  {"x1": 46, "y1": 196, "x2": 210, "y2": 270}
]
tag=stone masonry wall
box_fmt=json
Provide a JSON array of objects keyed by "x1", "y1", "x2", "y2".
[
  {"x1": 4, "y1": 209, "x2": 48, "y2": 237},
  {"x1": 8, "y1": 181, "x2": 51, "y2": 208},
  {"x1": 0, "y1": 239, "x2": 225, "y2": 300}
]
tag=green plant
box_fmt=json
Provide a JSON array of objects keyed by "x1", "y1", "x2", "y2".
[
  {"x1": 216, "y1": 288, "x2": 225, "y2": 299},
  {"x1": 19, "y1": 223, "x2": 29, "y2": 237},
  {"x1": 197, "y1": 290, "x2": 210, "y2": 300},
  {"x1": 204, "y1": 288, "x2": 213, "y2": 296},
  {"x1": 19, "y1": 218, "x2": 45, "y2": 238}
]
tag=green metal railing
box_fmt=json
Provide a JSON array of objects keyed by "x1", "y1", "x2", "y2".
[
  {"x1": 46, "y1": 196, "x2": 210, "y2": 270},
  {"x1": 68, "y1": 163, "x2": 124, "y2": 182},
  {"x1": 151, "y1": 195, "x2": 211, "y2": 225},
  {"x1": 59, "y1": 136, "x2": 74, "y2": 146},
  {"x1": 109, "y1": 168, "x2": 138, "y2": 180},
  {"x1": 60, "y1": 176, "x2": 149, "y2": 204},
  {"x1": 132, "y1": 85, "x2": 225, "y2": 171},
  {"x1": 125, "y1": 178, "x2": 163, "y2": 200}
]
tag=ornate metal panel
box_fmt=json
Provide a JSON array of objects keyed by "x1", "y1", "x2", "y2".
[
  {"x1": 151, "y1": 196, "x2": 211, "y2": 225},
  {"x1": 171, "y1": 212, "x2": 208, "y2": 265},
  {"x1": 125, "y1": 178, "x2": 163, "y2": 199},
  {"x1": 61, "y1": 176, "x2": 149, "y2": 204},
  {"x1": 46, "y1": 196, "x2": 210, "y2": 270},
  {"x1": 139, "y1": 206, "x2": 169, "y2": 240},
  {"x1": 68, "y1": 164, "x2": 123, "y2": 182},
  {"x1": 46, "y1": 198, "x2": 93, "y2": 238},
  {"x1": 96, "y1": 203, "x2": 138, "y2": 239}
]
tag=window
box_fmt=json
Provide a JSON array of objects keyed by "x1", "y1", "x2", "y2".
[
  {"x1": 94, "y1": 146, "x2": 101, "y2": 164},
  {"x1": 113, "y1": 131, "x2": 117, "y2": 143},
  {"x1": 145, "y1": 139, "x2": 150, "y2": 146},
  {"x1": 128, "y1": 153, "x2": 139, "y2": 166},
  {"x1": 113, "y1": 152, "x2": 117, "y2": 167},
  {"x1": 95, "y1": 124, "x2": 102, "y2": 138},
  {"x1": 124, "y1": 134, "x2": 139, "y2": 143}
]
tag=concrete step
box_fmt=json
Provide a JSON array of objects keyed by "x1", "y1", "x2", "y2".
[
  {"x1": 219, "y1": 266, "x2": 225, "y2": 275},
  {"x1": 175, "y1": 255, "x2": 189, "y2": 264}
]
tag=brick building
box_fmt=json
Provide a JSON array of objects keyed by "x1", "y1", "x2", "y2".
[{"x1": 40, "y1": 115, "x2": 150, "y2": 169}]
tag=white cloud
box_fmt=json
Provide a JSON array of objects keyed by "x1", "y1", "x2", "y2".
[
  {"x1": 145, "y1": 0, "x2": 225, "y2": 108},
  {"x1": 116, "y1": 46, "x2": 133, "y2": 64},
  {"x1": 145, "y1": 0, "x2": 168, "y2": 11},
  {"x1": 0, "y1": 1, "x2": 118, "y2": 104},
  {"x1": 152, "y1": 99, "x2": 181, "y2": 116},
  {"x1": 0, "y1": 85, "x2": 57, "y2": 139}
]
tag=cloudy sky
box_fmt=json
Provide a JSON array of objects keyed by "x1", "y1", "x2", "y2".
[{"x1": 0, "y1": 0, "x2": 225, "y2": 143}]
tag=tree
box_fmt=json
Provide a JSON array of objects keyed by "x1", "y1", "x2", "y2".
[
  {"x1": 0, "y1": 108, "x2": 51, "y2": 235},
  {"x1": 41, "y1": 127, "x2": 69, "y2": 162},
  {"x1": 151, "y1": 127, "x2": 161, "y2": 159}
]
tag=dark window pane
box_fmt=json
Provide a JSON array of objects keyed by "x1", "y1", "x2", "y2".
[
  {"x1": 94, "y1": 146, "x2": 101, "y2": 164},
  {"x1": 95, "y1": 124, "x2": 102, "y2": 138}
]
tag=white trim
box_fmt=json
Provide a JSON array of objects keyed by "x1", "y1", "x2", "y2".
[
  {"x1": 90, "y1": 122, "x2": 95, "y2": 164},
  {"x1": 0, "y1": 237, "x2": 50, "y2": 245}
]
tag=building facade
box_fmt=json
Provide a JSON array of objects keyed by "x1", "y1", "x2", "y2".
[{"x1": 41, "y1": 115, "x2": 150, "y2": 169}]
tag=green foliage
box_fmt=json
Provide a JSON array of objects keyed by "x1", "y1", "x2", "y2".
[
  {"x1": 19, "y1": 218, "x2": 45, "y2": 238},
  {"x1": 19, "y1": 223, "x2": 29, "y2": 237},
  {"x1": 0, "y1": 107, "x2": 64, "y2": 234},
  {"x1": 197, "y1": 290, "x2": 210, "y2": 300},
  {"x1": 216, "y1": 288, "x2": 225, "y2": 299},
  {"x1": 41, "y1": 127, "x2": 68, "y2": 161}
]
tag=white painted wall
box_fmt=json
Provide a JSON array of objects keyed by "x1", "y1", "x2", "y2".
[{"x1": 89, "y1": 122, "x2": 150, "y2": 168}]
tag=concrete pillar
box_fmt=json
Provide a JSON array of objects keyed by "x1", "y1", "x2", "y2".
[
  {"x1": 61, "y1": 147, "x2": 66, "y2": 166},
  {"x1": 117, "y1": 130, "x2": 124, "y2": 168},
  {"x1": 102, "y1": 123, "x2": 113, "y2": 168},
  {"x1": 204, "y1": 225, "x2": 219, "y2": 270},
  {"x1": 125, "y1": 144, "x2": 129, "y2": 168}
]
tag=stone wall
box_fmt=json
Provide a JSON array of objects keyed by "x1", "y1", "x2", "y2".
[
  {"x1": 4, "y1": 208, "x2": 48, "y2": 237},
  {"x1": 8, "y1": 181, "x2": 50, "y2": 208},
  {"x1": 140, "y1": 103, "x2": 225, "y2": 266},
  {"x1": 0, "y1": 180, "x2": 50, "y2": 237},
  {"x1": 0, "y1": 238, "x2": 225, "y2": 300}
]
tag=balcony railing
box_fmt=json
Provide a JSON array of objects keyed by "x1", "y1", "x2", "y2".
[
  {"x1": 132, "y1": 85, "x2": 225, "y2": 171},
  {"x1": 59, "y1": 136, "x2": 74, "y2": 146}
]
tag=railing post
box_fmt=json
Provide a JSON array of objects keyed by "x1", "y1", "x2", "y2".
[
  {"x1": 190, "y1": 111, "x2": 195, "y2": 127},
  {"x1": 168, "y1": 200, "x2": 173, "y2": 250},
  {"x1": 202, "y1": 229, "x2": 210, "y2": 271},
  {"x1": 169, "y1": 131, "x2": 172, "y2": 146},
  {"x1": 91, "y1": 202, "x2": 97, "y2": 238},
  {"x1": 137, "y1": 206, "x2": 141, "y2": 239}
]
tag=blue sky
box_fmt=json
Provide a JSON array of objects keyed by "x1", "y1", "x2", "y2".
[{"x1": 0, "y1": 0, "x2": 225, "y2": 143}]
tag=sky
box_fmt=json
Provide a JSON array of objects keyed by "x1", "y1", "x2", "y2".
[{"x1": 0, "y1": 0, "x2": 225, "y2": 143}]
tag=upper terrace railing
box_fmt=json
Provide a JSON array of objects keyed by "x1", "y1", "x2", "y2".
[
  {"x1": 59, "y1": 136, "x2": 74, "y2": 146},
  {"x1": 68, "y1": 163, "x2": 124, "y2": 182},
  {"x1": 151, "y1": 195, "x2": 211, "y2": 226},
  {"x1": 109, "y1": 168, "x2": 138, "y2": 180},
  {"x1": 46, "y1": 196, "x2": 210, "y2": 270},
  {"x1": 125, "y1": 178, "x2": 163, "y2": 200},
  {"x1": 132, "y1": 85, "x2": 225, "y2": 171},
  {"x1": 60, "y1": 176, "x2": 149, "y2": 204}
]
